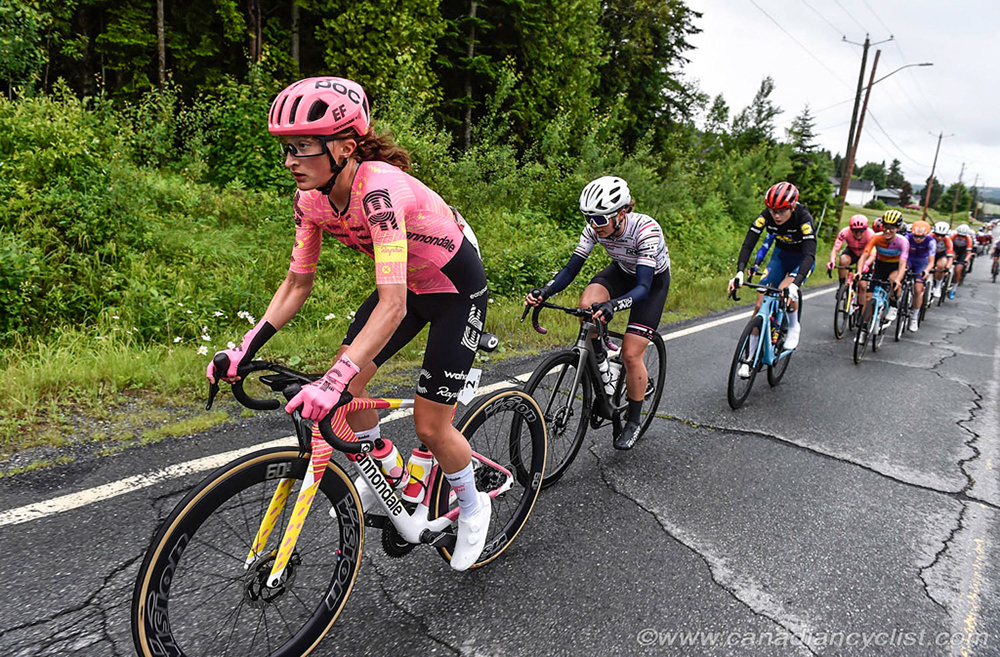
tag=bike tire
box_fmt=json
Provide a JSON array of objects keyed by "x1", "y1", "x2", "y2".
[
  {"x1": 992, "y1": 259, "x2": 998, "y2": 283},
  {"x1": 938, "y1": 273, "x2": 950, "y2": 306},
  {"x1": 894, "y1": 287, "x2": 910, "y2": 342},
  {"x1": 132, "y1": 448, "x2": 364, "y2": 657},
  {"x1": 767, "y1": 316, "x2": 792, "y2": 387},
  {"x1": 854, "y1": 299, "x2": 876, "y2": 364},
  {"x1": 612, "y1": 332, "x2": 666, "y2": 444},
  {"x1": 521, "y1": 350, "x2": 591, "y2": 488},
  {"x1": 833, "y1": 285, "x2": 849, "y2": 339},
  {"x1": 727, "y1": 316, "x2": 763, "y2": 409},
  {"x1": 919, "y1": 283, "x2": 930, "y2": 324},
  {"x1": 430, "y1": 389, "x2": 546, "y2": 568}
]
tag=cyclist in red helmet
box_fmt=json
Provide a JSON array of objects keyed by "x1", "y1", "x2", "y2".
[
  {"x1": 207, "y1": 77, "x2": 492, "y2": 571},
  {"x1": 727, "y1": 182, "x2": 816, "y2": 370}
]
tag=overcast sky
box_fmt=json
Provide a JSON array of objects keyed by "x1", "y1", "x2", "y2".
[{"x1": 683, "y1": 0, "x2": 1000, "y2": 191}]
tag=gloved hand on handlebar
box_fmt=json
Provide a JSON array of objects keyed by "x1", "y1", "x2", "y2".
[
  {"x1": 590, "y1": 300, "x2": 615, "y2": 324},
  {"x1": 785, "y1": 282, "x2": 800, "y2": 301},
  {"x1": 285, "y1": 353, "x2": 360, "y2": 420},
  {"x1": 207, "y1": 319, "x2": 276, "y2": 384},
  {"x1": 524, "y1": 286, "x2": 549, "y2": 307},
  {"x1": 727, "y1": 271, "x2": 744, "y2": 294}
]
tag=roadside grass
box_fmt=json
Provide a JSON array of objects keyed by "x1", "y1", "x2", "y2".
[{"x1": 0, "y1": 234, "x2": 837, "y2": 469}]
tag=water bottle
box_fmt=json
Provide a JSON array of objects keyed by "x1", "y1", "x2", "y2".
[
  {"x1": 401, "y1": 447, "x2": 434, "y2": 503},
  {"x1": 372, "y1": 439, "x2": 405, "y2": 487},
  {"x1": 596, "y1": 351, "x2": 614, "y2": 396},
  {"x1": 607, "y1": 358, "x2": 623, "y2": 396}
]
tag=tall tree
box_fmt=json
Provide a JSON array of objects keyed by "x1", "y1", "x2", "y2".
[
  {"x1": 0, "y1": 0, "x2": 48, "y2": 94},
  {"x1": 898, "y1": 181, "x2": 913, "y2": 207},
  {"x1": 785, "y1": 106, "x2": 832, "y2": 212},
  {"x1": 886, "y1": 158, "x2": 905, "y2": 188},
  {"x1": 857, "y1": 161, "x2": 887, "y2": 189},
  {"x1": 730, "y1": 76, "x2": 782, "y2": 151}
]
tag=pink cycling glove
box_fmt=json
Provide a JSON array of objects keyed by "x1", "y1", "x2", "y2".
[
  {"x1": 206, "y1": 319, "x2": 276, "y2": 384},
  {"x1": 285, "y1": 354, "x2": 361, "y2": 420}
]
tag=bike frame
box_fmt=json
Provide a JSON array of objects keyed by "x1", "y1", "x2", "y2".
[
  {"x1": 748, "y1": 288, "x2": 791, "y2": 369},
  {"x1": 254, "y1": 396, "x2": 514, "y2": 587}
]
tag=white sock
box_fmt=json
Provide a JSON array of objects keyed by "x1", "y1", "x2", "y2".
[
  {"x1": 748, "y1": 333, "x2": 760, "y2": 357},
  {"x1": 354, "y1": 425, "x2": 380, "y2": 442},
  {"x1": 911, "y1": 308, "x2": 919, "y2": 318},
  {"x1": 444, "y1": 463, "x2": 481, "y2": 516},
  {"x1": 788, "y1": 310, "x2": 800, "y2": 329}
]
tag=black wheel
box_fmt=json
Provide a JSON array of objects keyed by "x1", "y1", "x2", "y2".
[
  {"x1": 431, "y1": 389, "x2": 546, "y2": 568},
  {"x1": 872, "y1": 299, "x2": 886, "y2": 352},
  {"x1": 919, "y1": 283, "x2": 931, "y2": 324},
  {"x1": 894, "y1": 287, "x2": 910, "y2": 342},
  {"x1": 854, "y1": 299, "x2": 876, "y2": 364},
  {"x1": 727, "y1": 316, "x2": 763, "y2": 409},
  {"x1": 992, "y1": 259, "x2": 998, "y2": 283},
  {"x1": 132, "y1": 449, "x2": 364, "y2": 657},
  {"x1": 522, "y1": 350, "x2": 591, "y2": 488},
  {"x1": 938, "y1": 272, "x2": 950, "y2": 305},
  {"x1": 847, "y1": 285, "x2": 860, "y2": 331},
  {"x1": 767, "y1": 316, "x2": 792, "y2": 386},
  {"x1": 611, "y1": 332, "x2": 666, "y2": 444},
  {"x1": 834, "y1": 285, "x2": 849, "y2": 339}
]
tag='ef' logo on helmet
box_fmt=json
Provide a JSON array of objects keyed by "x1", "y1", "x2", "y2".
[{"x1": 331, "y1": 104, "x2": 347, "y2": 122}]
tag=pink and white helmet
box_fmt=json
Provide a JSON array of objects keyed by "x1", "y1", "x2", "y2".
[
  {"x1": 848, "y1": 214, "x2": 869, "y2": 230},
  {"x1": 268, "y1": 77, "x2": 370, "y2": 137}
]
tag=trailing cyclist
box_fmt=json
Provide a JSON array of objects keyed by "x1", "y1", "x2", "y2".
[
  {"x1": 524, "y1": 176, "x2": 670, "y2": 450},
  {"x1": 827, "y1": 214, "x2": 874, "y2": 286},
  {"x1": 856, "y1": 209, "x2": 909, "y2": 325},
  {"x1": 930, "y1": 221, "x2": 954, "y2": 299},
  {"x1": 728, "y1": 181, "x2": 816, "y2": 362},
  {"x1": 950, "y1": 224, "x2": 974, "y2": 296},
  {"x1": 206, "y1": 77, "x2": 491, "y2": 571},
  {"x1": 904, "y1": 221, "x2": 936, "y2": 332}
]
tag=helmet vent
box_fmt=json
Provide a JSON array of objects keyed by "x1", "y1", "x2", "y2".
[
  {"x1": 307, "y1": 100, "x2": 329, "y2": 123},
  {"x1": 276, "y1": 96, "x2": 289, "y2": 125},
  {"x1": 288, "y1": 96, "x2": 303, "y2": 125}
]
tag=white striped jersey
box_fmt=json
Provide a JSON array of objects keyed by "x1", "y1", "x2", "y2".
[{"x1": 573, "y1": 212, "x2": 670, "y2": 275}]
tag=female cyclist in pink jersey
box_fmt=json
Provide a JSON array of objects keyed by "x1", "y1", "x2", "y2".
[
  {"x1": 827, "y1": 214, "x2": 874, "y2": 286},
  {"x1": 206, "y1": 77, "x2": 491, "y2": 571}
]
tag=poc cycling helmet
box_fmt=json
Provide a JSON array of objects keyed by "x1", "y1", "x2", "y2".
[
  {"x1": 765, "y1": 182, "x2": 799, "y2": 210},
  {"x1": 958, "y1": 224, "x2": 973, "y2": 236},
  {"x1": 580, "y1": 176, "x2": 632, "y2": 227},
  {"x1": 849, "y1": 214, "x2": 869, "y2": 230},
  {"x1": 268, "y1": 77, "x2": 370, "y2": 137},
  {"x1": 911, "y1": 220, "x2": 932, "y2": 237},
  {"x1": 874, "y1": 218, "x2": 884, "y2": 232},
  {"x1": 882, "y1": 209, "x2": 903, "y2": 226},
  {"x1": 268, "y1": 77, "x2": 371, "y2": 194},
  {"x1": 933, "y1": 221, "x2": 950, "y2": 235}
]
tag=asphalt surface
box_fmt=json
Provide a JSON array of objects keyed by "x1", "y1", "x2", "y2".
[{"x1": 1, "y1": 264, "x2": 998, "y2": 657}]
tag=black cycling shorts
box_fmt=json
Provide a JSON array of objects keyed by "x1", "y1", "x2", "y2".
[
  {"x1": 870, "y1": 260, "x2": 898, "y2": 283},
  {"x1": 589, "y1": 264, "x2": 670, "y2": 341},
  {"x1": 839, "y1": 248, "x2": 862, "y2": 265},
  {"x1": 953, "y1": 246, "x2": 968, "y2": 263},
  {"x1": 343, "y1": 238, "x2": 487, "y2": 405}
]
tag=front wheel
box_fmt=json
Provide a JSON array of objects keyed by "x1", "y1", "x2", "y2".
[
  {"x1": 833, "y1": 285, "x2": 849, "y2": 339},
  {"x1": 938, "y1": 273, "x2": 951, "y2": 306},
  {"x1": 894, "y1": 287, "x2": 910, "y2": 342},
  {"x1": 522, "y1": 350, "x2": 591, "y2": 488},
  {"x1": 431, "y1": 389, "x2": 546, "y2": 568},
  {"x1": 728, "y1": 316, "x2": 763, "y2": 409},
  {"x1": 992, "y1": 259, "x2": 998, "y2": 283},
  {"x1": 854, "y1": 299, "x2": 876, "y2": 364},
  {"x1": 131, "y1": 449, "x2": 365, "y2": 657},
  {"x1": 612, "y1": 332, "x2": 666, "y2": 445}
]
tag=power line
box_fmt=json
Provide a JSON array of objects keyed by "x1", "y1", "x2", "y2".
[
  {"x1": 832, "y1": 0, "x2": 868, "y2": 34},
  {"x1": 890, "y1": 38, "x2": 946, "y2": 126},
  {"x1": 798, "y1": 0, "x2": 845, "y2": 37},
  {"x1": 748, "y1": 0, "x2": 853, "y2": 89},
  {"x1": 864, "y1": 109, "x2": 930, "y2": 169},
  {"x1": 859, "y1": 0, "x2": 893, "y2": 36},
  {"x1": 813, "y1": 97, "x2": 855, "y2": 114}
]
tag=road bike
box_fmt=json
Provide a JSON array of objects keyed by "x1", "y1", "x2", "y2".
[
  {"x1": 918, "y1": 271, "x2": 934, "y2": 325},
  {"x1": 853, "y1": 274, "x2": 891, "y2": 364},
  {"x1": 936, "y1": 265, "x2": 952, "y2": 306},
  {"x1": 830, "y1": 265, "x2": 860, "y2": 339},
  {"x1": 519, "y1": 298, "x2": 665, "y2": 487},
  {"x1": 991, "y1": 255, "x2": 998, "y2": 283},
  {"x1": 726, "y1": 282, "x2": 796, "y2": 410},
  {"x1": 131, "y1": 340, "x2": 547, "y2": 657}
]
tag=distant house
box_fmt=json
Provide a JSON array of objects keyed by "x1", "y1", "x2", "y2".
[
  {"x1": 830, "y1": 177, "x2": 876, "y2": 207},
  {"x1": 874, "y1": 188, "x2": 902, "y2": 206}
]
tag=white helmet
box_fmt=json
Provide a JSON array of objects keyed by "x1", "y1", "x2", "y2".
[
  {"x1": 933, "y1": 221, "x2": 950, "y2": 235},
  {"x1": 580, "y1": 176, "x2": 632, "y2": 218},
  {"x1": 958, "y1": 224, "x2": 972, "y2": 236}
]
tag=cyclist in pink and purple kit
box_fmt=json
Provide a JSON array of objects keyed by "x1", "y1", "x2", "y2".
[
  {"x1": 827, "y1": 214, "x2": 874, "y2": 286},
  {"x1": 206, "y1": 77, "x2": 491, "y2": 571}
]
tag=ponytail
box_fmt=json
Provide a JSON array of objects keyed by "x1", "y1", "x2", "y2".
[{"x1": 343, "y1": 123, "x2": 411, "y2": 171}]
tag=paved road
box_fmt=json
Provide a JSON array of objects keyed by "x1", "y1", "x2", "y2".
[{"x1": 1, "y1": 267, "x2": 998, "y2": 656}]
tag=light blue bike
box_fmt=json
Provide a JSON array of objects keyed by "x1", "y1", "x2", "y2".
[
  {"x1": 853, "y1": 274, "x2": 890, "y2": 363},
  {"x1": 727, "y1": 282, "x2": 796, "y2": 409}
]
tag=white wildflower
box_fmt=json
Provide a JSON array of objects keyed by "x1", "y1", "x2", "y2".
[
  {"x1": 202, "y1": 335, "x2": 211, "y2": 341},
  {"x1": 325, "y1": 313, "x2": 336, "y2": 320},
  {"x1": 227, "y1": 341, "x2": 236, "y2": 349},
  {"x1": 197, "y1": 346, "x2": 208, "y2": 356},
  {"x1": 214, "y1": 311, "x2": 224, "y2": 317},
  {"x1": 111, "y1": 315, "x2": 119, "y2": 319},
  {"x1": 173, "y1": 337, "x2": 182, "y2": 343}
]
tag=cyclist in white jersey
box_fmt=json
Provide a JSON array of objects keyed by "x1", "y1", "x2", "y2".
[{"x1": 525, "y1": 176, "x2": 670, "y2": 450}]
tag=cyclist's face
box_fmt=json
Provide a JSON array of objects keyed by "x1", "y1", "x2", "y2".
[
  {"x1": 883, "y1": 226, "x2": 898, "y2": 237},
  {"x1": 771, "y1": 207, "x2": 793, "y2": 224},
  {"x1": 851, "y1": 227, "x2": 866, "y2": 237}
]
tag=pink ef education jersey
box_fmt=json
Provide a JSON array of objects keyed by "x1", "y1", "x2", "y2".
[{"x1": 289, "y1": 161, "x2": 467, "y2": 294}]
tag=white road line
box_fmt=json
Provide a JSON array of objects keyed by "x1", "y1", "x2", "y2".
[{"x1": 0, "y1": 287, "x2": 835, "y2": 527}]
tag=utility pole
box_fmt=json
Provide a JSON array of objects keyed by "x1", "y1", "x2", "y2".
[
  {"x1": 949, "y1": 162, "x2": 965, "y2": 227},
  {"x1": 968, "y1": 173, "x2": 979, "y2": 219},
  {"x1": 842, "y1": 49, "x2": 881, "y2": 211},
  {"x1": 922, "y1": 132, "x2": 945, "y2": 223},
  {"x1": 835, "y1": 35, "x2": 893, "y2": 223}
]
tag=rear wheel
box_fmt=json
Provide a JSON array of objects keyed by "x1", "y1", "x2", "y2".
[
  {"x1": 522, "y1": 351, "x2": 590, "y2": 488},
  {"x1": 727, "y1": 316, "x2": 762, "y2": 409},
  {"x1": 431, "y1": 389, "x2": 546, "y2": 568},
  {"x1": 894, "y1": 286, "x2": 910, "y2": 342},
  {"x1": 611, "y1": 332, "x2": 666, "y2": 444},
  {"x1": 992, "y1": 258, "x2": 998, "y2": 283},
  {"x1": 938, "y1": 272, "x2": 951, "y2": 305},
  {"x1": 919, "y1": 282, "x2": 931, "y2": 324}
]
